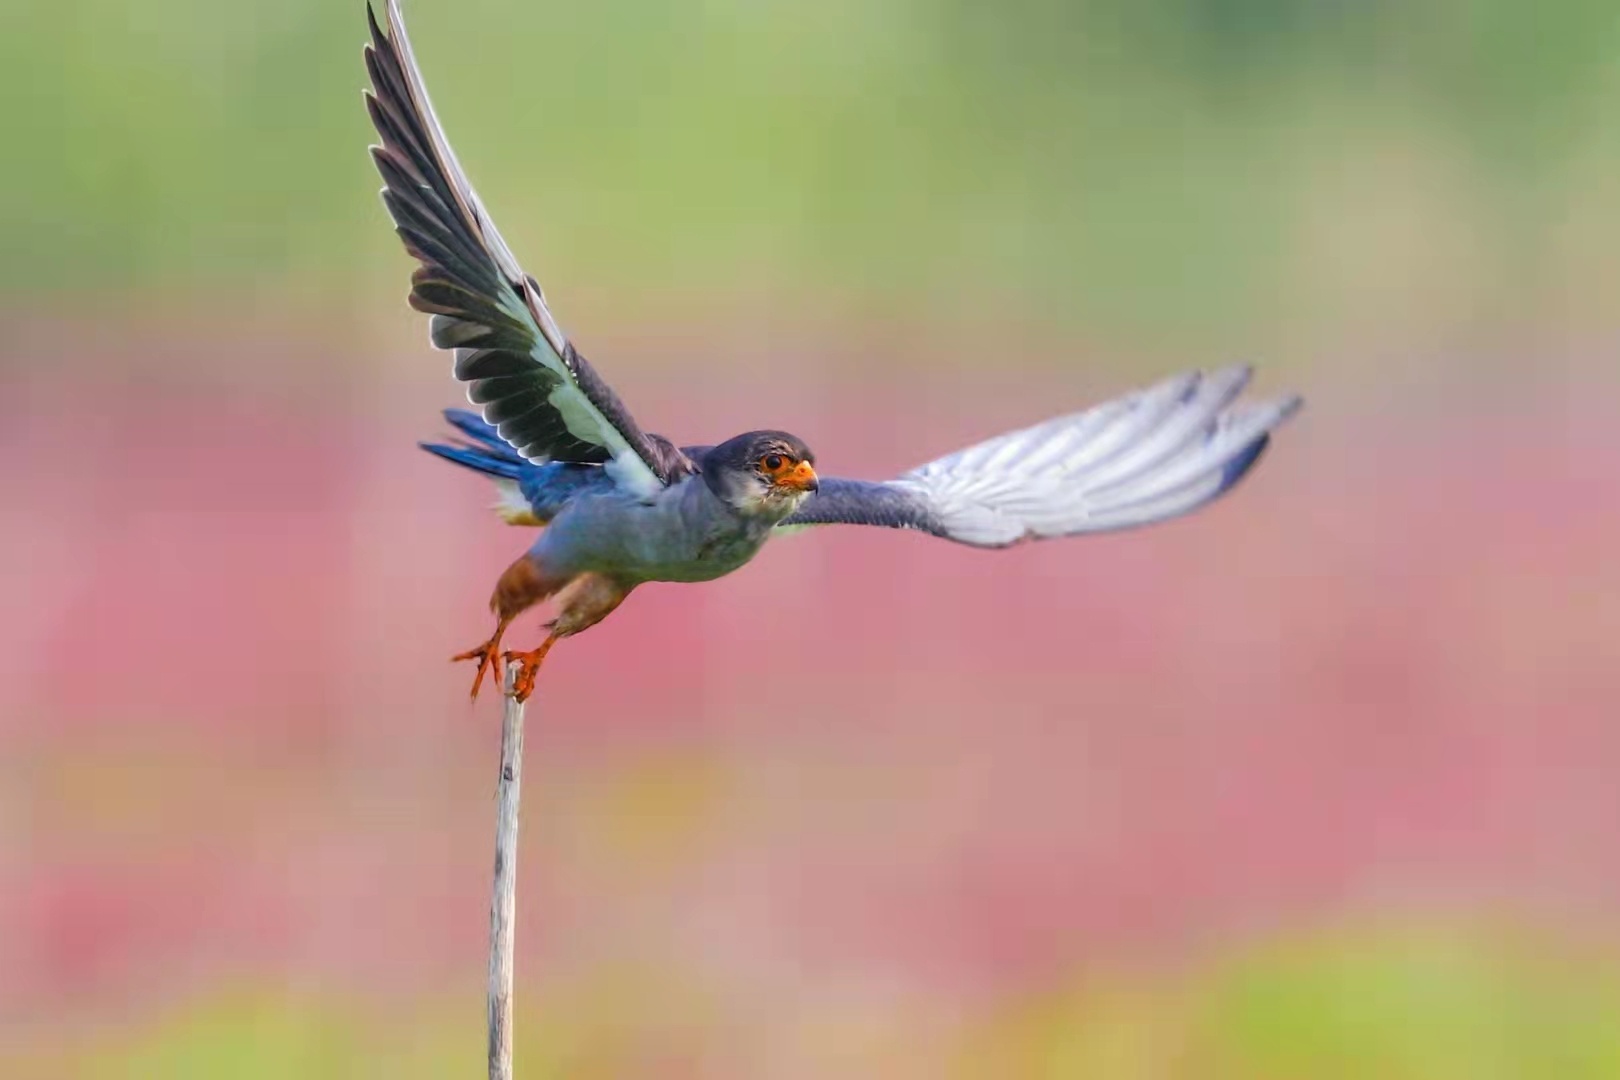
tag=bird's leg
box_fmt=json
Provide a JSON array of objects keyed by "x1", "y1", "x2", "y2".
[
  {"x1": 503, "y1": 631, "x2": 559, "y2": 704},
  {"x1": 501, "y1": 573, "x2": 633, "y2": 704},
  {"x1": 454, "y1": 554, "x2": 558, "y2": 702},
  {"x1": 451, "y1": 616, "x2": 512, "y2": 702}
]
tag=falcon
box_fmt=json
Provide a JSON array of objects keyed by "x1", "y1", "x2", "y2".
[{"x1": 362, "y1": 0, "x2": 1303, "y2": 703}]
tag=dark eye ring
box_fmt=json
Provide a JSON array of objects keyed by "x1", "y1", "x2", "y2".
[{"x1": 763, "y1": 454, "x2": 784, "y2": 472}]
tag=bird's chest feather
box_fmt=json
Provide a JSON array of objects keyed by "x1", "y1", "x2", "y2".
[{"x1": 544, "y1": 484, "x2": 774, "y2": 584}]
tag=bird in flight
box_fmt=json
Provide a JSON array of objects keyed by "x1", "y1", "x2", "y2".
[{"x1": 362, "y1": 0, "x2": 1302, "y2": 703}]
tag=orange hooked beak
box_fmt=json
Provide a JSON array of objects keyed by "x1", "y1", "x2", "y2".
[{"x1": 774, "y1": 460, "x2": 820, "y2": 493}]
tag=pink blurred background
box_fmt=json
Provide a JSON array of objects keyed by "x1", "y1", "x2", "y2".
[
  {"x1": 5, "y1": 313, "x2": 1619, "y2": 1075},
  {"x1": 6, "y1": 0, "x2": 1620, "y2": 1075}
]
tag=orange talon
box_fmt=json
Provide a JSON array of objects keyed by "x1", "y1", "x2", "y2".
[
  {"x1": 452, "y1": 618, "x2": 510, "y2": 701},
  {"x1": 503, "y1": 632, "x2": 559, "y2": 703}
]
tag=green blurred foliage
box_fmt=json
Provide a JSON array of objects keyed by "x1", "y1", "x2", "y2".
[
  {"x1": 955, "y1": 924, "x2": 1620, "y2": 1078},
  {"x1": 4, "y1": 0, "x2": 1618, "y2": 340},
  {"x1": 21, "y1": 925, "x2": 1619, "y2": 1078}
]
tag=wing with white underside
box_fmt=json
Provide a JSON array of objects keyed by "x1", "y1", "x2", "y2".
[
  {"x1": 364, "y1": 0, "x2": 691, "y2": 494},
  {"x1": 779, "y1": 365, "x2": 1302, "y2": 547}
]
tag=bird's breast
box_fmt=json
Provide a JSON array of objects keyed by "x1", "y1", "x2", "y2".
[{"x1": 542, "y1": 481, "x2": 773, "y2": 585}]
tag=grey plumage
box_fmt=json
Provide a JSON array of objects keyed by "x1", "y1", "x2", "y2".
[
  {"x1": 374, "y1": 0, "x2": 1303, "y2": 704},
  {"x1": 428, "y1": 359, "x2": 1301, "y2": 557},
  {"x1": 780, "y1": 366, "x2": 1301, "y2": 547},
  {"x1": 364, "y1": 1, "x2": 694, "y2": 494}
]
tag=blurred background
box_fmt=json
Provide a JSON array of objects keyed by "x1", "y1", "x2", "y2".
[{"x1": 4, "y1": 0, "x2": 1619, "y2": 1075}]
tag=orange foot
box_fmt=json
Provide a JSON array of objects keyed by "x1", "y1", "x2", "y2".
[
  {"x1": 452, "y1": 618, "x2": 510, "y2": 701},
  {"x1": 503, "y1": 633, "x2": 559, "y2": 703}
]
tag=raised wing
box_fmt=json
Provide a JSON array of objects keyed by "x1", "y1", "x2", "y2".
[
  {"x1": 363, "y1": 0, "x2": 691, "y2": 494},
  {"x1": 779, "y1": 365, "x2": 1301, "y2": 547}
]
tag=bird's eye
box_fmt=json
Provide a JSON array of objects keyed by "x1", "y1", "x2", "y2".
[{"x1": 762, "y1": 453, "x2": 785, "y2": 472}]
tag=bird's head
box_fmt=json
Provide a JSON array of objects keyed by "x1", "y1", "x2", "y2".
[{"x1": 702, "y1": 431, "x2": 819, "y2": 520}]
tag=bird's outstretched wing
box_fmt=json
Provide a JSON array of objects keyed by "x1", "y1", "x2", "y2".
[
  {"x1": 363, "y1": 0, "x2": 691, "y2": 494},
  {"x1": 779, "y1": 366, "x2": 1301, "y2": 547}
]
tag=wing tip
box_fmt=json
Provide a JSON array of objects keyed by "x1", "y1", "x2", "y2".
[
  {"x1": 365, "y1": 2, "x2": 387, "y2": 49},
  {"x1": 1216, "y1": 433, "x2": 1271, "y2": 494},
  {"x1": 1208, "y1": 364, "x2": 1306, "y2": 419},
  {"x1": 1240, "y1": 391, "x2": 1304, "y2": 438},
  {"x1": 1211, "y1": 388, "x2": 1303, "y2": 494},
  {"x1": 1210, "y1": 361, "x2": 1254, "y2": 393}
]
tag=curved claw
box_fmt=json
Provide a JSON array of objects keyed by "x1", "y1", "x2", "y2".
[
  {"x1": 503, "y1": 633, "x2": 558, "y2": 703},
  {"x1": 452, "y1": 619, "x2": 510, "y2": 701}
]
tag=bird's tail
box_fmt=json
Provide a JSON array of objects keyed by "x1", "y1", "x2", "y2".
[
  {"x1": 419, "y1": 409, "x2": 525, "y2": 480},
  {"x1": 421, "y1": 410, "x2": 546, "y2": 525}
]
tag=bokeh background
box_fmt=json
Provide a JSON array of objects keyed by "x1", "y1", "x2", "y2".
[{"x1": 5, "y1": 0, "x2": 1620, "y2": 1076}]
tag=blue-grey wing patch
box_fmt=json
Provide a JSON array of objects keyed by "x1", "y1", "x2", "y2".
[
  {"x1": 777, "y1": 479, "x2": 946, "y2": 536},
  {"x1": 364, "y1": 0, "x2": 693, "y2": 495},
  {"x1": 779, "y1": 365, "x2": 1301, "y2": 547},
  {"x1": 516, "y1": 462, "x2": 617, "y2": 523},
  {"x1": 420, "y1": 408, "x2": 623, "y2": 526}
]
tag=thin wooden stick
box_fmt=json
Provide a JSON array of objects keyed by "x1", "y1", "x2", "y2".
[{"x1": 487, "y1": 662, "x2": 526, "y2": 1080}]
